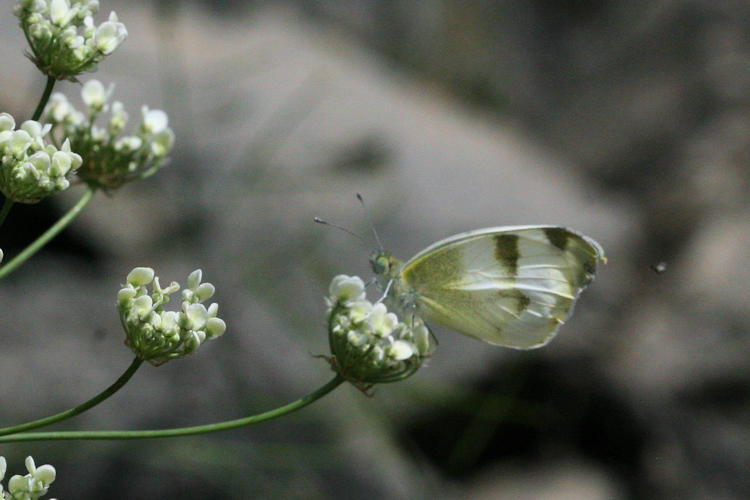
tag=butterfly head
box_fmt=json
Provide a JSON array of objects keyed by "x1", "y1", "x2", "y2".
[
  {"x1": 370, "y1": 251, "x2": 390, "y2": 276},
  {"x1": 370, "y1": 251, "x2": 403, "y2": 280}
]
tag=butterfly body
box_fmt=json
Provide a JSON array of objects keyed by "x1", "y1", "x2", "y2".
[{"x1": 370, "y1": 226, "x2": 605, "y2": 349}]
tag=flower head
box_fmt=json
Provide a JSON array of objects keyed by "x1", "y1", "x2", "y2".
[
  {"x1": 43, "y1": 80, "x2": 174, "y2": 190},
  {"x1": 0, "y1": 112, "x2": 82, "y2": 203},
  {"x1": 15, "y1": 0, "x2": 127, "y2": 80},
  {"x1": 0, "y1": 455, "x2": 56, "y2": 500},
  {"x1": 325, "y1": 274, "x2": 435, "y2": 387},
  {"x1": 118, "y1": 267, "x2": 226, "y2": 366}
]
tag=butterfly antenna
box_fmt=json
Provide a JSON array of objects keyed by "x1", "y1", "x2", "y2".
[
  {"x1": 314, "y1": 217, "x2": 368, "y2": 246},
  {"x1": 356, "y1": 193, "x2": 384, "y2": 252}
]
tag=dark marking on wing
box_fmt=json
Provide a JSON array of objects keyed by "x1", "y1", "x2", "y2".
[
  {"x1": 543, "y1": 227, "x2": 570, "y2": 251},
  {"x1": 493, "y1": 234, "x2": 519, "y2": 275},
  {"x1": 497, "y1": 289, "x2": 531, "y2": 315}
]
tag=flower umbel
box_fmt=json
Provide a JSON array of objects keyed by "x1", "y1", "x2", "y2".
[
  {"x1": 43, "y1": 80, "x2": 175, "y2": 190},
  {"x1": 0, "y1": 112, "x2": 82, "y2": 203},
  {"x1": 15, "y1": 0, "x2": 127, "y2": 80},
  {"x1": 0, "y1": 455, "x2": 57, "y2": 500},
  {"x1": 325, "y1": 275, "x2": 435, "y2": 387},
  {"x1": 118, "y1": 267, "x2": 226, "y2": 366}
]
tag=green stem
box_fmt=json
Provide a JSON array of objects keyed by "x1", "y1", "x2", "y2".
[
  {"x1": 0, "y1": 375, "x2": 345, "y2": 443},
  {"x1": 31, "y1": 76, "x2": 56, "y2": 121},
  {"x1": 0, "y1": 185, "x2": 96, "y2": 280},
  {"x1": 0, "y1": 197, "x2": 13, "y2": 229},
  {"x1": 0, "y1": 358, "x2": 143, "y2": 437}
]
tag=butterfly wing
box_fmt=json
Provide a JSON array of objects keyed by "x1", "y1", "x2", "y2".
[{"x1": 398, "y1": 226, "x2": 605, "y2": 349}]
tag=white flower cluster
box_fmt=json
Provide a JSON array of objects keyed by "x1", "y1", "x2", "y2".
[
  {"x1": 118, "y1": 267, "x2": 226, "y2": 366},
  {"x1": 325, "y1": 275, "x2": 435, "y2": 385},
  {"x1": 0, "y1": 112, "x2": 82, "y2": 204},
  {"x1": 15, "y1": 0, "x2": 127, "y2": 80},
  {"x1": 44, "y1": 80, "x2": 175, "y2": 190},
  {"x1": 0, "y1": 456, "x2": 57, "y2": 500}
]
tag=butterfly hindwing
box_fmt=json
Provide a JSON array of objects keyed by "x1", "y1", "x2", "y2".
[{"x1": 397, "y1": 226, "x2": 604, "y2": 349}]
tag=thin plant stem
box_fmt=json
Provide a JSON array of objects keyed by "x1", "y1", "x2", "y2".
[
  {"x1": 0, "y1": 185, "x2": 96, "y2": 280},
  {"x1": 0, "y1": 197, "x2": 13, "y2": 229},
  {"x1": 31, "y1": 75, "x2": 56, "y2": 121},
  {"x1": 0, "y1": 358, "x2": 143, "y2": 437},
  {"x1": 0, "y1": 375, "x2": 345, "y2": 443}
]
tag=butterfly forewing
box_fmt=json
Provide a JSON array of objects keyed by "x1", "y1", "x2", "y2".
[{"x1": 398, "y1": 226, "x2": 604, "y2": 349}]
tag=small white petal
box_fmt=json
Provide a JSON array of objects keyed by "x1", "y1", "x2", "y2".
[
  {"x1": 0, "y1": 112, "x2": 15, "y2": 132},
  {"x1": 49, "y1": 0, "x2": 71, "y2": 26},
  {"x1": 94, "y1": 16, "x2": 127, "y2": 54},
  {"x1": 127, "y1": 267, "x2": 155, "y2": 286},
  {"x1": 20, "y1": 120, "x2": 43, "y2": 137},
  {"x1": 195, "y1": 283, "x2": 215, "y2": 301},
  {"x1": 117, "y1": 286, "x2": 136, "y2": 305},
  {"x1": 81, "y1": 79, "x2": 112, "y2": 109},
  {"x1": 150, "y1": 128, "x2": 175, "y2": 157},
  {"x1": 387, "y1": 340, "x2": 414, "y2": 361},
  {"x1": 133, "y1": 295, "x2": 153, "y2": 319},
  {"x1": 141, "y1": 107, "x2": 168, "y2": 134},
  {"x1": 187, "y1": 269, "x2": 202, "y2": 290},
  {"x1": 329, "y1": 275, "x2": 366, "y2": 303},
  {"x1": 185, "y1": 303, "x2": 208, "y2": 329},
  {"x1": 33, "y1": 464, "x2": 56, "y2": 484},
  {"x1": 206, "y1": 317, "x2": 226, "y2": 337}
]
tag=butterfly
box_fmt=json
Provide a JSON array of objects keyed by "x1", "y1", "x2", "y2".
[{"x1": 370, "y1": 226, "x2": 606, "y2": 349}]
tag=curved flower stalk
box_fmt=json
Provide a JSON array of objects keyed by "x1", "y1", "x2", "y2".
[
  {"x1": 44, "y1": 80, "x2": 175, "y2": 190},
  {"x1": 0, "y1": 456, "x2": 57, "y2": 500},
  {"x1": 0, "y1": 112, "x2": 82, "y2": 203},
  {"x1": 118, "y1": 267, "x2": 226, "y2": 366},
  {"x1": 325, "y1": 275, "x2": 435, "y2": 389},
  {"x1": 15, "y1": 0, "x2": 127, "y2": 80}
]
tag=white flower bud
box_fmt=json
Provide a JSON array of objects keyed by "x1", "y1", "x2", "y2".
[
  {"x1": 28, "y1": 151, "x2": 51, "y2": 172},
  {"x1": 185, "y1": 303, "x2": 208, "y2": 329},
  {"x1": 0, "y1": 113, "x2": 15, "y2": 132},
  {"x1": 50, "y1": 150, "x2": 73, "y2": 176},
  {"x1": 195, "y1": 283, "x2": 215, "y2": 301},
  {"x1": 114, "y1": 135, "x2": 142, "y2": 152},
  {"x1": 127, "y1": 267, "x2": 155, "y2": 286},
  {"x1": 151, "y1": 128, "x2": 175, "y2": 157},
  {"x1": 7, "y1": 474, "x2": 29, "y2": 493},
  {"x1": 94, "y1": 11, "x2": 127, "y2": 54},
  {"x1": 49, "y1": 0, "x2": 76, "y2": 27},
  {"x1": 207, "y1": 302, "x2": 219, "y2": 316},
  {"x1": 45, "y1": 93, "x2": 74, "y2": 123},
  {"x1": 140, "y1": 106, "x2": 168, "y2": 134},
  {"x1": 81, "y1": 79, "x2": 113, "y2": 110},
  {"x1": 329, "y1": 274, "x2": 366, "y2": 304},
  {"x1": 187, "y1": 269, "x2": 203, "y2": 290},
  {"x1": 32, "y1": 464, "x2": 56, "y2": 484},
  {"x1": 132, "y1": 295, "x2": 153, "y2": 320},
  {"x1": 117, "y1": 286, "x2": 136, "y2": 305},
  {"x1": 9, "y1": 129, "x2": 32, "y2": 157},
  {"x1": 206, "y1": 317, "x2": 226, "y2": 337},
  {"x1": 387, "y1": 340, "x2": 414, "y2": 361}
]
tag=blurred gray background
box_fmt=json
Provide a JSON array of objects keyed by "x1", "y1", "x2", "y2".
[{"x1": 1, "y1": 0, "x2": 749, "y2": 498}]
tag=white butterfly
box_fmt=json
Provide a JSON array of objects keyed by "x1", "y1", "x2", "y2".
[{"x1": 370, "y1": 226, "x2": 605, "y2": 349}]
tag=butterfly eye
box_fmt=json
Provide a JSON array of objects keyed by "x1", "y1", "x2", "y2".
[{"x1": 370, "y1": 254, "x2": 390, "y2": 275}]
